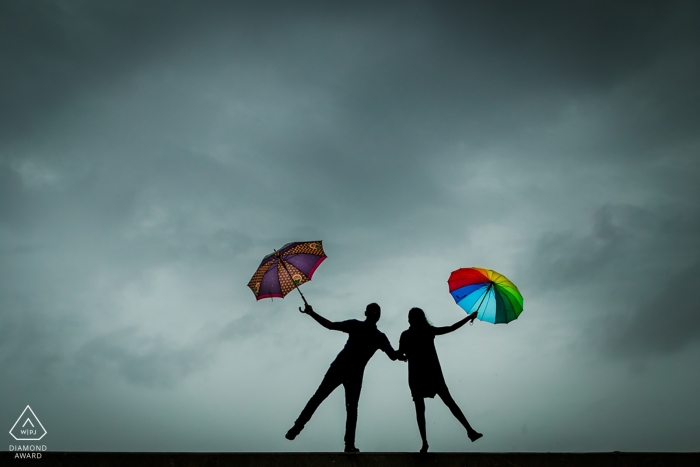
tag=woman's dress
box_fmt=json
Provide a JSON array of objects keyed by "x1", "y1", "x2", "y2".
[{"x1": 399, "y1": 326, "x2": 448, "y2": 399}]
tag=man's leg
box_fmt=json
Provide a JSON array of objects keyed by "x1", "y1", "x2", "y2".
[
  {"x1": 342, "y1": 373, "x2": 363, "y2": 451},
  {"x1": 286, "y1": 367, "x2": 343, "y2": 440}
]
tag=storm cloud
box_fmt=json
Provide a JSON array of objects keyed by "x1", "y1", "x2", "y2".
[{"x1": 2, "y1": 0, "x2": 699, "y2": 453}]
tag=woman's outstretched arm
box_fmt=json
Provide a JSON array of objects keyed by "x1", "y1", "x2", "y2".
[
  {"x1": 434, "y1": 312, "x2": 478, "y2": 335},
  {"x1": 397, "y1": 333, "x2": 408, "y2": 361}
]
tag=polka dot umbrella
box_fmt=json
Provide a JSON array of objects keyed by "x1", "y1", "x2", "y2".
[
  {"x1": 447, "y1": 267, "x2": 523, "y2": 324},
  {"x1": 247, "y1": 241, "x2": 327, "y2": 307}
]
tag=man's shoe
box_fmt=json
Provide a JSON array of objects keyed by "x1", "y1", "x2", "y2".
[
  {"x1": 285, "y1": 424, "x2": 303, "y2": 440},
  {"x1": 344, "y1": 445, "x2": 360, "y2": 453}
]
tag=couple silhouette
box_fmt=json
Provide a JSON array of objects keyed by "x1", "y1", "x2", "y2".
[{"x1": 285, "y1": 303, "x2": 482, "y2": 453}]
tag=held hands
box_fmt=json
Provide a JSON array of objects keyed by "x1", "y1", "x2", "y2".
[
  {"x1": 468, "y1": 311, "x2": 478, "y2": 322},
  {"x1": 299, "y1": 304, "x2": 314, "y2": 314}
]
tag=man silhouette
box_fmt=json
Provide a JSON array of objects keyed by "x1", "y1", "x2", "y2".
[{"x1": 285, "y1": 302, "x2": 402, "y2": 452}]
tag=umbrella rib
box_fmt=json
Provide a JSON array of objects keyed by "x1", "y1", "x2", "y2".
[{"x1": 277, "y1": 254, "x2": 309, "y2": 306}]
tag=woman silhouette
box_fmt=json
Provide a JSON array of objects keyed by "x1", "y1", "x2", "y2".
[{"x1": 398, "y1": 307, "x2": 482, "y2": 453}]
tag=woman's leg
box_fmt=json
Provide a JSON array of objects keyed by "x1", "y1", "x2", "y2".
[
  {"x1": 437, "y1": 387, "x2": 482, "y2": 440},
  {"x1": 412, "y1": 397, "x2": 429, "y2": 452}
]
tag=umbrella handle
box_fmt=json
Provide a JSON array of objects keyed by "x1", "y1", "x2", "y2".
[
  {"x1": 298, "y1": 296, "x2": 310, "y2": 311},
  {"x1": 298, "y1": 298, "x2": 310, "y2": 314}
]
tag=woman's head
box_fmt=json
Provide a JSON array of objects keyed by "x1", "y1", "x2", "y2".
[{"x1": 408, "y1": 307, "x2": 431, "y2": 328}]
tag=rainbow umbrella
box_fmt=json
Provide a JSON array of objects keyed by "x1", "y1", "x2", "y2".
[
  {"x1": 247, "y1": 240, "x2": 327, "y2": 306},
  {"x1": 447, "y1": 267, "x2": 523, "y2": 324}
]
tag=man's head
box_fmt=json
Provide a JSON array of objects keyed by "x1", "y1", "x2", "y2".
[{"x1": 364, "y1": 303, "x2": 381, "y2": 324}]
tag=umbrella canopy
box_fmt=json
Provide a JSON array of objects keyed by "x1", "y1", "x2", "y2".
[
  {"x1": 448, "y1": 267, "x2": 523, "y2": 324},
  {"x1": 247, "y1": 241, "x2": 327, "y2": 302}
]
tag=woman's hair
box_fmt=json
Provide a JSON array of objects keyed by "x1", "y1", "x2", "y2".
[{"x1": 408, "y1": 307, "x2": 432, "y2": 328}]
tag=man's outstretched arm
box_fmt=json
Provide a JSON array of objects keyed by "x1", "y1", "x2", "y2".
[
  {"x1": 434, "y1": 311, "x2": 478, "y2": 336},
  {"x1": 299, "y1": 304, "x2": 343, "y2": 331}
]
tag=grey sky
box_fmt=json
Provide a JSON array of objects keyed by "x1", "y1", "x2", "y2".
[{"x1": 2, "y1": 0, "x2": 699, "y2": 452}]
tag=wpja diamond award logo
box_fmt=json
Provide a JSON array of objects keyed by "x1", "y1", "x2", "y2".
[{"x1": 9, "y1": 406, "x2": 47, "y2": 459}]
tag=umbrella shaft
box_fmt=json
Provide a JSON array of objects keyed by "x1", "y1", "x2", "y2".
[
  {"x1": 475, "y1": 283, "x2": 493, "y2": 313},
  {"x1": 278, "y1": 255, "x2": 309, "y2": 306}
]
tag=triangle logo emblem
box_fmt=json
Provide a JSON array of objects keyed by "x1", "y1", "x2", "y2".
[{"x1": 9, "y1": 406, "x2": 47, "y2": 441}]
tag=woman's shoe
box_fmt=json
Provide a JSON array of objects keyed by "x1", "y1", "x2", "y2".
[
  {"x1": 468, "y1": 431, "x2": 483, "y2": 442},
  {"x1": 419, "y1": 443, "x2": 429, "y2": 454},
  {"x1": 285, "y1": 423, "x2": 303, "y2": 440}
]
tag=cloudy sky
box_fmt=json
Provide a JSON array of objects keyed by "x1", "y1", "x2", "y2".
[{"x1": 2, "y1": 0, "x2": 700, "y2": 453}]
